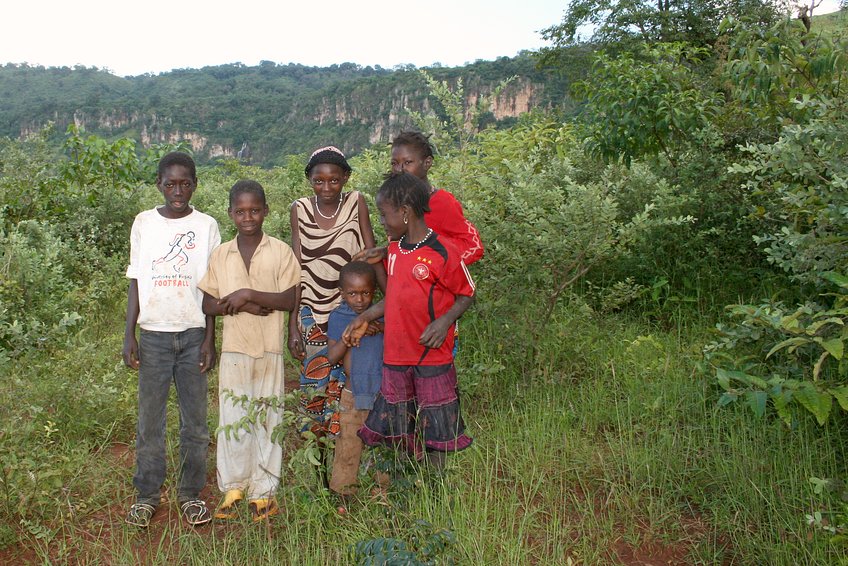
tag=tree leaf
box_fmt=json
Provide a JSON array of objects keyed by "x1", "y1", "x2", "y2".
[
  {"x1": 766, "y1": 337, "x2": 809, "y2": 358},
  {"x1": 306, "y1": 449, "x2": 321, "y2": 467},
  {"x1": 745, "y1": 390, "x2": 768, "y2": 418},
  {"x1": 718, "y1": 392, "x2": 738, "y2": 407},
  {"x1": 829, "y1": 386, "x2": 848, "y2": 412},
  {"x1": 771, "y1": 388, "x2": 794, "y2": 427},
  {"x1": 794, "y1": 384, "x2": 832, "y2": 426},
  {"x1": 716, "y1": 367, "x2": 732, "y2": 390},
  {"x1": 806, "y1": 317, "x2": 844, "y2": 335},
  {"x1": 820, "y1": 338, "x2": 844, "y2": 360},
  {"x1": 823, "y1": 272, "x2": 848, "y2": 289},
  {"x1": 813, "y1": 350, "x2": 829, "y2": 381},
  {"x1": 716, "y1": 367, "x2": 766, "y2": 389}
]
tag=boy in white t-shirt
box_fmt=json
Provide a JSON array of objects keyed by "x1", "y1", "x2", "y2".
[{"x1": 122, "y1": 152, "x2": 221, "y2": 528}]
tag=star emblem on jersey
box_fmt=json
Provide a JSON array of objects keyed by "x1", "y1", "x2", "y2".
[
  {"x1": 416, "y1": 256, "x2": 432, "y2": 264},
  {"x1": 412, "y1": 263, "x2": 430, "y2": 280}
]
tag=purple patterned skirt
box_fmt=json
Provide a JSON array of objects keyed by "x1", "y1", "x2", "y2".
[{"x1": 358, "y1": 363, "x2": 472, "y2": 460}]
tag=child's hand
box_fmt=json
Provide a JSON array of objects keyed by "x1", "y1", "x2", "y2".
[
  {"x1": 218, "y1": 289, "x2": 251, "y2": 315},
  {"x1": 419, "y1": 319, "x2": 451, "y2": 349},
  {"x1": 122, "y1": 335, "x2": 140, "y2": 370},
  {"x1": 240, "y1": 302, "x2": 272, "y2": 316},
  {"x1": 352, "y1": 246, "x2": 387, "y2": 265},
  {"x1": 288, "y1": 334, "x2": 306, "y2": 361},
  {"x1": 365, "y1": 321, "x2": 384, "y2": 336},
  {"x1": 200, "y1": 338, "x2": 216, "y2": 373},
  {"x1": 343, "y1": 317, "x2": 370, "y2": 347}
]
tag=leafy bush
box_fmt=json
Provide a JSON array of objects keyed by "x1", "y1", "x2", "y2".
[
  {"x1": 723, "y1": 16, "x2": 848, "y2": 130},
  {"x1": 573, "y1": 43, "x2": 720, "y2": 167},
  {"x1": 732, "y1": 102, "x2": 848, "y2": 287},
  {"x1": 0, "y1": 129, "x2": 167, "y2": 537},
  {"x1": 351, "y1": 520, "x2": 456, "y2": 565},
  {"x1": 0, "y1": 221, "x2": 81, "y2": 358},
  {"x1": 704, "y1": 272, "x2": 848, "y2": 426},
  {"x1": 0, "y1": 126, "x2": 62, "y2": 230},
  {"x1": 703, "y1": 16, "x2": 848, "y2": 426}
]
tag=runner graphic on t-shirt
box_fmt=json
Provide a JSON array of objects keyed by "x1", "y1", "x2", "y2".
[{"x1": 152, "y1": 231, "x2": 196, "y2": 273}]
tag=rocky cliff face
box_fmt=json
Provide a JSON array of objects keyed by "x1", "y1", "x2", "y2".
[
  {"x1": 309, "y1": 79, "x2": 544, "y2": 151},
  {"x1": 17, "y1": 79, "x2": 545, "y2": 164},
  {"x1": 139, "y1": 125, "x2": 233, "y2": 159},
  {"x1": 491, "y1": 80, "x2": 538, "y2": 118}
]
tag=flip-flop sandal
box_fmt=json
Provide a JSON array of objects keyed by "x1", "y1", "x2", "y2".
[
  {"x1": 126, "y1": 502, "x2": 156, "y2": 528},
  {"x1": 180, "y1": 499, "x2": 212, "y2": 526}
]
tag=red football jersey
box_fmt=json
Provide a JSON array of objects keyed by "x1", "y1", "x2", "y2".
[
  {"x1": 383, "y1": 232, "x2": 475, "y2": 365},
  {"x1": 424, "y1": 189, "x2": 484, "y2": 265}
]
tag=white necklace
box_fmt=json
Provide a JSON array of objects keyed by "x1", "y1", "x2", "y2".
[
  {"x1": 398, "y1": 228, "x2": 433, "y2": 255},
  {"x1": 314, "y1": 195, "x2": 342, "y2": 219}
]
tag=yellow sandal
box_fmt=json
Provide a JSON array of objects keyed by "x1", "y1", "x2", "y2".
[
  {"x1": 214, "y1": 489, "x2": 244, "y2": 520},
  {"x1": 249, "y1": 498, "x2": 279, "y2": 522}
]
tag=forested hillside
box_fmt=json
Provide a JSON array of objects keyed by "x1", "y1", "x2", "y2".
[{"x1": 0, "y1": 54, "x2": 571, "y2": 166}]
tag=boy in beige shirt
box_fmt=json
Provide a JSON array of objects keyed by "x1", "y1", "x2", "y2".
[{"x1": 199, "y1": 180, "x2": 300, "y2": 522}]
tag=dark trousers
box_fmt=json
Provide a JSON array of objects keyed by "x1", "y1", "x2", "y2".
[{"x1": 133, "y1": 327, "x2": 208, "y2": 506}]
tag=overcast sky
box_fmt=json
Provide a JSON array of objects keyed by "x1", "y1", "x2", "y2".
[{"x1": 1, "y1": 0, "x2": 842, "y2": 77}]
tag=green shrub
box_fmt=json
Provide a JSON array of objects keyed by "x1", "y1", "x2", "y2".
[{"x1": 0, "y1": 221, "x2": 81, "y2": 358}]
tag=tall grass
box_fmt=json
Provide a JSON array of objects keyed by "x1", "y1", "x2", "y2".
[{"x1": 2, "y1": 297, "x2": 847, "y2": 564}]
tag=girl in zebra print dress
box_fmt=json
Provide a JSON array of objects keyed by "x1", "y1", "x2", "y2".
[{"x1": 288, "y1": 146, "x2": 384, "y2": 441}]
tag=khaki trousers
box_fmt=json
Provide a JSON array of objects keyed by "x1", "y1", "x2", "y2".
[{"x1": 217, "y1": 352, "x2": 284, "y2": 500}]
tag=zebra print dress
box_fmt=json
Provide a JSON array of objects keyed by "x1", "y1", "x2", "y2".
[
  {"x1": 294, "y1": 191, "x2": 365, "y2": 434},
  {"x1": 293, "y1": 190, "x2": 365, "y2": 330}
]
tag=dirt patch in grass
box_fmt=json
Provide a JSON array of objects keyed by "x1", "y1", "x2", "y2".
[
  {"x1": 0, "y1": 534, "x2": 37, "y2": 564},
  {"x1": 0, "y1": 442, "x2": 222, "y2": 565},
  {"x1": 0, "y1": 372, "x2": 735, "y2": 564},
  {"x1": 513, "y1": 479, "x2": 728, "y2": 565},
  {"x1": 610, "y1": 513, "x2": 706, "y2": 565}
]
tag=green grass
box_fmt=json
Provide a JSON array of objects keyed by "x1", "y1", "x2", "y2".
[{"x1": 2, "y1": 302, "x2": 847, "y2": 564}]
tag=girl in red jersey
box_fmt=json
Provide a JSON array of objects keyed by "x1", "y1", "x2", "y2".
[
  {"x1": 354, "y1": 130, "x2": 484, "y2": 266},
  {"x1": 343, "y1": 172, "x2": 475, "y2": 470},
  {"x1": 389, "y1": 130, "x2": 483, "y2": 265},
  {"x1": 355, "y1": 131, "x2": 482, "y2": 359}
]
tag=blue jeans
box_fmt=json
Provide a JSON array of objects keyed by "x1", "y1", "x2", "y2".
[{"x1": 133, "y1": 327, "x2": 209, "y2": 506}]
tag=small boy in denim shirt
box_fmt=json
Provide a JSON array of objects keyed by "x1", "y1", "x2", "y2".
[{"x1": 325, "y1": 261, "x2": 383, "y2": 496}]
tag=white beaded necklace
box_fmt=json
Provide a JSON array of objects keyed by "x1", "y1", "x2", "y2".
[
  {"x1": 314, "y1": 195, "x2": 342, "y2": 219},
  {"x1": 398, "y1": 228, "x2": 433, "y2": 255}
]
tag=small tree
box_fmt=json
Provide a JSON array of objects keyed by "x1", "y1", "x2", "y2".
[
  {"x1": 406, "y1": 69, "x2": 515, "y2": 163},
  {"x1": 573, "y1": 43, "x2": 721, "y2": 167},
  {"x1": 537, "y1": 0, "x2": 783, "y2": 63}
]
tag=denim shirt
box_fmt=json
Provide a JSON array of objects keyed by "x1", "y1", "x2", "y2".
[{"x1": 327, "y1": 303, "x2": 384, "y2": 410}]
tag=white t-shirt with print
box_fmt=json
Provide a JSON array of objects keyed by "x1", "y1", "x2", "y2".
[{"x1": 126, "y1": 207, "x2": 221, "y2": 332}]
